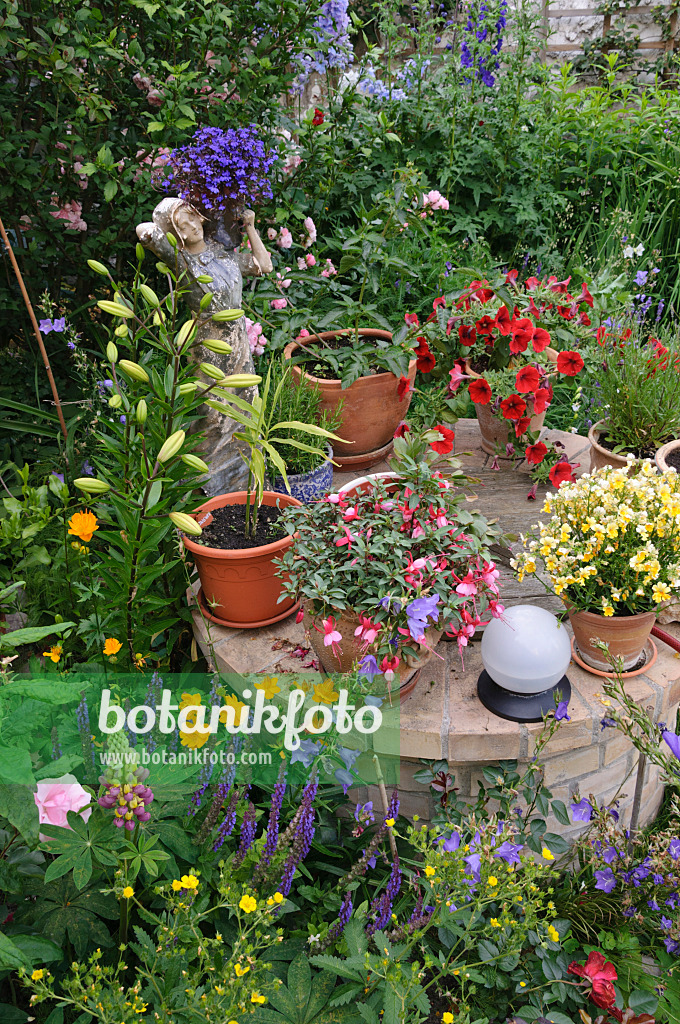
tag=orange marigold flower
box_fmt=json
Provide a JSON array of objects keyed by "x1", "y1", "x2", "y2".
[{"x1": 68, "y1": 510, "x2": 99, "y2": 543}]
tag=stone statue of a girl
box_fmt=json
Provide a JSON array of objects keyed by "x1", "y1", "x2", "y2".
[{"x1": 136, "y1": 198, "x2": 272, "y2": 495}]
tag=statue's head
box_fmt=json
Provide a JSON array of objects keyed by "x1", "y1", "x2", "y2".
[{"x1": 152, "y1": 198, "x2": 206, "y2": 254}]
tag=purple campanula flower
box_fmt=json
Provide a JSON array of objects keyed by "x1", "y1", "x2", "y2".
[
  {"x1": 494, "y1": 840, "x2": 522, "y2": 864},
  {"x1": 623, "y1": 906, "x2": 636, "y2": 917},
  {"x1": 67, "y1": 340, "x2": 75, "y2": 351},
  {"x1": 555, "y1": 700, "x2": 570, "y2": 722},
  {"x1": 39, "y1": 319, "x2": 53, "y2": 334},
  {"x1": 595, "y1": 868, "x2": 617, "y2": 892},
  {"x1": 52, "y1": 318, "x2": 66, "y2": 332},
  {"x1": 358, "y1": 654, "x2": 380, "y2": 680},
  {"x1": 571, "y1": 798, "x2": 592, "y2": 822},
  {"x1": 603, "y1": 847, "x2": 619, "y2": 864},
  {"x1": 635, "y1": 270, "x2": 648, "y2": 287},
  {"x1": 662, "y1": 728, "x2": 680, "y2": 759},
  {"x1": 51, "y1": 471, "x2": 64, "y2": 484},
  {"x1": 664, "y1": 937, "x2": 679, "y2": 954},
  {"x1": 405, "y1": 594, "x2": 440, "y2": 641},
  {"x1": 354, "y1": 801, "x2": 374, "y2": 823},
  {"x1": 669, "y1": 838, "x2": 680, "y2": 859},
  {"x1": 338, "y1": 746, "x2": 360, "y2": 771},
  {"x1": 653, "y1": 873, "x2": 664, "y2": 885},
  {"x1": 648, "y1": 899, "x2": 660, "y2": 911},
  {"x1": 438, "y1": 832, "x2": 461, "y2": 853},
  {"x1": 335, "y1": 768, "x2": 353, "y2": 793},
  {"x1": 291, "y1": 738, "x2": 322, "y2": 767},
  {"x1": 601, "y1": 717, "x2": 616, "y2": 730},
  {"x1": 662, "y1": 915, "x2": 673, "y2": 930},
  {"x1": 464, "y1": 852, "x2": 481, "y2": 881}
]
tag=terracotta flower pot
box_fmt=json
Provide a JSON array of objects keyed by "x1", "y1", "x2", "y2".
[
  {"x1": 283, "y1": 330, "x2": 417, "y2": 467},
  {"x1": 567, "y1": 606, "x2": 656, "y2": 672},
  {"x1": 303, "y1": 605, "x2": 442, "y2": 701},
  {"x1": 465, "y1": 348, "x2": 557, "y2": 456},
  {"x1": 655, "y1": 438, "x2": 680, "y2": 473},
  {"x1": 182, "y1": 491, "x2": 302, "y2": 628},
  {"x1": 587, "y1": 421, "x2": 633, "y2": 473}
]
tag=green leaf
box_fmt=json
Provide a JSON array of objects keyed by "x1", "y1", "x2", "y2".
[
  {"x1": 104, "y1": 180, "x2": 118, "y2": 202},
  {"x1": 0, "y1": 931, "x2": 32, "y2": 971},
  {"x1": 0, "y1": 621, "x2": 75, "y2": 650},
  {"x1": 629, "y1": 989, "x2": 658, "y2": 1014},
  {"x1": 551, "y1": 799, "x2": 571, "y2": 826},
  {"x1": 0, "y1": 744, "x2": 34, "y2": 786},
  {"x1": 10, "y1": 933, "x2": 64, "y2": 966}
]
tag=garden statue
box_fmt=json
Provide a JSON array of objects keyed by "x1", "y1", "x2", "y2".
[{"x1": 135, "y1": 124, "x2": 276, "y2": 496}]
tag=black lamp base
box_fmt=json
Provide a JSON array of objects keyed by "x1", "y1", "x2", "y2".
[{"x1": 477, "y1": 670, "x2": 572, "y2": 723}]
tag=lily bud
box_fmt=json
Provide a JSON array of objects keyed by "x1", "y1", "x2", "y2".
[
  {"x1": 136, "y1": 399, "x2": 148, "y2": 425},
  {"x1": 114, "y1": 324, "x2": 128, "y2": 338},
  {"x1": 176, "y1": 320, "x2": 196, "y2": 349},
  {"x1": 196, "y1": 274, "x2": 214, "y2": 284},
  {"x1": 108, "y1": 394, "x2": 122, "y2": 409},
  {"x1": 118, "y1": 359, "x2": 150, "y2": 383},
  {"x1": 157, "y1": 429, "x2": 185, "y2": 463},
  {"x1": 87, "y1": 259, "x2": 109, "y2": 276},
  {"x1": 166, "y1": 232, "x2": 178, "y2": 249},
  {"x1": 181, "y1": 453, "x2": 209, "y2": 474},
  {"x1": 106, "y1": 342, "x2": 118, "y2": 362},
  {"x1": 156, "y1": 262, "x2": 170, "y2": 275},
  {"x1": 220, "y1": 374, "x2": 262, "y2": 388},
  {"x1": 201, "y1": 338, "x2": 232, "y2": 355},
  {"x1": 98, "y1": 300, "x2": 135, "y2": 319},
  {"x1": 169, "y1": 511, "x2": 202, "y2": 536},
  {"x1": 199, "y1": 293, "x2": 213, "y2": 311},
  {"x1": 74, "y1": 477, "x2": 111, "y2": 494},
  {"x1": 211, "y1": 308, "x2": 244, "y2": 322},
  {"x1": 152, "y1": 310, "x2": 166, "y2": 326},
  {"x1": 136, "y1": 243, "x2": 145, "y2": 262},
  {"x1": 139, "y1": 284, "x2": 160, "y2": 307},
  {"x1": 178, "y1": 382, "x2": 197, "y2": 396},
  {"x1": 200, "y1": 362, "x2": 226, "y2": 381}
]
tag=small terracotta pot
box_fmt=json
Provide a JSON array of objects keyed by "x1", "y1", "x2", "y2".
[
  {"x1": 655, "y1": 438, "x2": 680, "y2": 473},
  {"x1": 182, "y1": 491, "x2": 302, "y2": 628},
  {"x1": 283, "y1": 330, "x2": 417, "y2": 464},
  {"x1": 567, "y1": 606, "x2": 656, "y2": 672},
  {"x1": 303, "y1": 605, "x2": 442, "y2": 697},
  {"x1": 587, "y1": 421, "x2": 633, "y2": 473},
  {"x1": 466, "y1": 348, "x2": 557, "y2": 456}
]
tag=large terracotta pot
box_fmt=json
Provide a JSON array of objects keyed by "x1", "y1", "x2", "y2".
[
  {"x1": 465, "y1": 348, "x2": 557, "y2": 456},
  {"x1": 655, "y1": 439, "x2": 680, "y2": 473},
  {"x1": 568, "y1": 606, "x2": 656, "y2": 672},
  {"x1": 587, "y1": 421, "x2": 632, "y2": 473},
  {"x1": 303, "y1": 605, "x2": 442, "y2": 701},
  {"x1": 182, "y1": 491, "x2": 302, "y2": 629},
  {"x1": 283, "y1": 330, "x2": 417, "y2": 467}
]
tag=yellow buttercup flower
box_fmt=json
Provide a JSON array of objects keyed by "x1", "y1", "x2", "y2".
[
  {"x1": 255, "y1": 675, "x2": 281, "y2": 699},
  {"x1": 542, "y1": 847, "x2": 555, "y2": 861},
  {"x1": 123, "y1": 886, "x2": 134, "y2": 899},
  {"x1": 547, "y1": 924, "x2": 560, "y2": 943},
  {"x1": 220, "y1": 693, "x2": 247, "y2": 726},
  {"x1": 239, "y1": 894, "x2": 257, "y2": 914},
  {"x1": 251, "y1": 992, "x2": 266, "y2": 1004},
  {"x1": 234, "y1": 963, "x2": 250, "y2": 976},
  {"x1": 313, "y1": 678, "x2": 340, "y2": 705},
  {"x1": 103, "y1": 637, "x2": 122, "y2": 657},
  {"x1": 68, "y1": 510, "x2": 99, "y2": 543},
  {"x1": 443, "y1": 1014, "x2": 454, "y2": 1024},
  {"x1": 490, "y1": 918, "x2": 501, "y2": 928},
  {"x1": 42, "y1": 645, "x2": 62, "y2": 663},
  {"x1": 385, "y1": 818, "x2": 395, "y2": 827},
  {"x1": 31, "y1": 969, "x2": 44, "y2": 981},
  {"x1": 487, "y1": 876, "x2": 498, "y2": 887},
  {"x1": 425, "y1": 865, "x2": 435, "y2": 877},
  {"x1": 179, "y1": 694, "x2": 210, "y2": 750},
  {"x1": 273, "y1": 891, "x2": 284, "y2": 903}
]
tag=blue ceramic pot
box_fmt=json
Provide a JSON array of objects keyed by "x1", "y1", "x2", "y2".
[{"x1": 270, "y1": 447, "x2": 334, "y2": 504}]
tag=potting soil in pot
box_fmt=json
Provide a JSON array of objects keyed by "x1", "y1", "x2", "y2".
[
  {"x1": 192, "y1": 504, "x2": 286, "y2": 550},
  {"x1": 665, "y1": 447, "x2": 680, "y2": 472}
]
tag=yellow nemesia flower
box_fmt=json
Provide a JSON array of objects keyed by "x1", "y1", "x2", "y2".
[
  {"x1": 123, "y1": 886, "x2": 134, "y2": 899},
  {"x1": 68, "y1": 510, "x2": 99, "y2": 543},
  {"x1": 239, "y1": 894, "x2": 257, "y2": 914},
  {"x1": 313, "y1": 678, "x2": 340, "y2": 705},
  {"x1": 42, "y1": 645, "x2": 62, "y2": 663},
  {"x1": 255, "y1": 675, "x2": 281, "y2": 699},
  {"x1": 103, "y1": 637, "x2": 122, "y2": 657}
]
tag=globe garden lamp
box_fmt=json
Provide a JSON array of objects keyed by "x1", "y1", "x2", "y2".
[{"x1": 478, "y1": 604, "x2": 572, "y2": 723}]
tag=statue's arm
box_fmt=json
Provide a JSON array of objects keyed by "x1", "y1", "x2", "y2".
[
  {"x1": 242, "y1": 210, "x2": 273, "y2": 276},
  {"x1": 135, "y1": 222, "x2": 176, "y2": 265}
]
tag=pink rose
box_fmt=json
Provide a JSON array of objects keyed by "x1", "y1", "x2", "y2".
[
  {"x1": 277, "y1": 227, "x2": 293, "y2": 249},
  {"x1": 34, "y1": 774, "x2": 92, "y2": 842},
  {"x1": 267, "y1": 227, "x2": 277, "y2": 241},
  {"x1": 302, "y1": 215, "x2": 317, "y2": 248},
  {"x1": 271, "y1": 298, "x2": 288, "y2": 310},
  {"x1": 305, "y1": 253, "x2": 316, "y2": 267}
]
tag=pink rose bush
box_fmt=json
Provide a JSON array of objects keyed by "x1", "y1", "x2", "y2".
[
  {"x1": 422, "y1": 189, "x2": 450, "y2": 212},
  {"x1": 34, "y1": 774, "x2": 92, "y2": 842},
  {"x1": 50, "y1": 199, "x2": 87, "y2": 232}
]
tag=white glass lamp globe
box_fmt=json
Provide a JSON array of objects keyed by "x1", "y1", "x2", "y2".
[{"x1": 481, "y1": 605, "x2": 571, "y2": 694}]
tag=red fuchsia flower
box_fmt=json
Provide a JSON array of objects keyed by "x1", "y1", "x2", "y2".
[
  {"x1": 354, "y1": 615, "x2": 381, "y2": 649},
  {"x1": 488, "y1": 597, "x2": 505, "y2": 617},
  {"x1": 525, "y1": 441, "x2": 548, "y2": 465},
  {"x1": 380, "y1": 655, "x2": 400, "y2": 684},
  {"x1": 430, "y1": 425, "x2": 455, "y2": 455},
  {"x1": 580, "y1": 281, "x2": 594, "y2": 307},
  {"x1": 475, "y1": 314, "x2": 496, "y2": 336},
  {"x1": 494, "y1": 305, "x2": 512, "y2": 335},
  {"x1": 320, "y1": 617, "x2": 343, "y2": 660},
  {"x1": 500, "y1": 394, "x2": 527, "y2": 421},
  {"x1": 415, "y1": 337, "x2": 436, "y2": 373},
  {"x1": 341, "y1": 505, "x2": 360, "y2": 522},
  {"x1": 335, "y1": 525, "x2": 357, "y2": 550},
  {"x1": 296, "y1": 607, "x2": 305, "y2": 623},
  {"x1": 468, "y1": 378, "x2": 492, "y2": 405},
  {"x1": 568, "y1": 951, "x2": 618, "y2": 1011},
  {"x1": 514, "y1": 416, "x2": 532, "y2": 438},
  {"x1": 397, "y1": 376, "x2": 412, "y2": 401},
  {"x1": 509, "y1": 318, "x2": 535, "y2": 354},
  {"x1": 557, "y1": 350, "x2": 585, "y2": 376},
  {"x1": 312, "y1": 107, "x2": 325, "y2": 125},
  {"x1": 515, "y1": 365, "x2": 541, "y2": 393},
  {"x1": 549, "y1": 461, "x2": 576, "y2": 488},
  {"x1": 448, "y1": 361, "x2": 469, "y2": 394},
  {"x1": 404, "y1": 312, "x2": 419, "y2": 327},
  {"x1": 532, "y1": 387, "x2": 552, "y2": 415},
  {"x1": 458, "y1": 324, "x2": 477, "y2": 346},
  {"x1": 394, "y1": 421, "x2": 410, "y2": 438},
  {"x1": 531, "y1": 327, "x2": 551, "y2": 353}
]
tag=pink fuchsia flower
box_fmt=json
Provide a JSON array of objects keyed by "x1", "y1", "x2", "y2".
[
  {"x1": 448, "y1": 361, "x2": 469, "y2": 394},
  {"x1": 34, "y1": 775, "x2": 92, "y2": 842},
  {"x1": 479, "y1": 560, "x2": 500, "y2": 591},
  {"x1": 321, "y1": 259, "x2": 337, "y2": 278},
  {"x1": 271, "y1": 298, "x2": 288, "y2": 310},
  {"x1": 380, "y1": 655, "x2": 400, "y2": 684},
  {"x1": 335, "y1": 525, "x2": 357, "y2": 551},
  {"x1": 302, "y1": 216, "x2": 317, "y2": 248},
  {"x1": 455, "y1": 572, "x2": 478, "y2": 597},
  {"x1": 319, "y1": 617, "x2": 342, "y2": 661},
  {"x1": 283, "y1": 152, "x2": 302, "y2": 174},
  {"x1": 354, "y1": 615, "x2": 381, "y2": 650},
  {"x1": 277, "y1": 227, "x2": 293, "y2": 249}
]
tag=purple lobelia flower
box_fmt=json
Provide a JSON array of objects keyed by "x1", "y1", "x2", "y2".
[{"x1": 571, "y1": 798, "x2": 592, "y2": 822}]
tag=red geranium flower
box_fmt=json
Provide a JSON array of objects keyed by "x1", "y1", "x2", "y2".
[
  {"x1": 404, "y1": 312, "x2": 419, "y2": 327},
  {"x1": 494, "y1": 305, "x2": 511, "y2": 335},
  {"x1": 312, "y1": 107, "x2": 325, "y2": 125},
  {"x1": 468, "y1": 378, "x2": 492, "y2": 405},
  {"x1": 525, "y1": 441, "x2": 548, "y2": 465},
  {"x1": 394, "y1": 421, "x2": 410, "y2": 438},
  {"x1": 500, "y1": 394, "x2": 527, "y2": 421},
  {"x1": 415, "y1": 338, "x2": 436, "y2": 373},
  {"x1": 514, "y1": 416, "x2": 532, "y2": 437},
  {"x1": 532, "y1": 387, "x2": 552, "y2": 415},
  {"x1": 515, "y1": 365, "x2": 541, "y2": 393},
  {"x1": 580, "y1": 281, "x2": 594, "y2": 308},
  {"x1": 549, "y1": 461, "x2": 576, "y2": 488},
  {"x1": 531, "y1": 327, "x2": 551, "y2": 353},
  {"x1": 556, "y1": 350, "x2": 585, "y2": 376},
  {"x1": 475, "y1": 314, "x2": 496, "y2": 336},
  {"x1": 397, "y1": 376, "x2": 412, "y2": 401},
  {"x1": 430, "y1": 425, "x2": 455, "y2": 455},
  {"x1": 568, "y1": 951, "x2": 618, "y2": 1011},
  {"x1": 458, "y1": 324, "x2": 477, "y2": 346}
]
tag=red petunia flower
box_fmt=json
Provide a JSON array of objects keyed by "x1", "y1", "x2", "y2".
[
  {"x1": 532, "y1": 387, "x2": 552, "y2": 415},
  {"x1": 430, "y1": 424, "x2": 455, "y2": 454},
  {"x1": 432, "y1": 296, "x2": 446, "y2": 310},
  {"x1": 531, "y1": 327, "x2": 551, "y2": 353},
  {"x1": 596, "y1": 325, "x2": 608, "y2": 345},
  {"x1": 475, "y1": 314, "x2": 496, "y2": 336},
  {"x1": 568, "y1": 951, "x2": 618, "y2": 1011},
  {"x1": 312, "y1": 107, "x2": 325, "y2": 126},
  {"x1": 579, "y1": 312, "x2": 592, "y2": 327},
  {"x1": 580, "y1": 281, "x2": 594, "y2": 308},
  {"x1": 494, "y1": 305, "x2": 512, "y2": 335},
  {"x1": 514, "y1": 416, "x2": 532, "y2": 437},
  {"x1": 394, "y1": 421, "x2": 410, "y2": 438},
  {"x1": 556, "y1": 350, "x2": 585, "y2": 376},
  {"x1": 557, "y1": 304, "x2": 576, "y2": 321},
  {"x1": 469, "y1": 279, "x2": 494, "y2": 303},
  {"x1": 548, "y1": 275, "x2": 572, "y2": 294},
  {"x1": 397, "y1": 375, "x2": 412, "y2": 401},
  {"x1": 515, "y1": 365, "x2": 541, "y2": 393},
  {"x1": 458, "y1": 324, "x2": 477, "y2": 346},
  {"x1": 525, "y1": 441, "x2": 548, "y2": 465},
  {"x1": 404, "y1": 312, "x2": 420, "y2": 327},
  {"x1": 468, "y1": 378, "x2": 492, "y2": 405},
  {"x1": 500, "y1": 394, "x2": 527, "y2": 421},
  {"x1": 525, "y1": 276, "x2": 541, "y2": 291},
  {"x1": 415, "y1": 337, "x2": 436, "y2": 373},
  {"x1": 549, "y1": 461, "x2": 576, "y2": 488},
  {"x1": 509, "y1": 317, "x2": 535, "y2": 354},
  {"x1": 505, "y1": 269, "x2": 518, "y2": 284}
]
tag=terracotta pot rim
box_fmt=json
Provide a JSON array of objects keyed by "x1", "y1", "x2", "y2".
[
  {"x1": 655, "y1": 438, "x2": 680, "y2": 472},
  {"x1": 463, "y1": 346, "x2": 558, "y2": 380},
  {"x1": 182, "y1": 490, "x2": 302, "y2": 558},
  {"x1": 567, "y1": 605, "x2": 656, "y2": 623},
  {"x1": 284, "y1": 330, "x2": 417, "y2": 388},
  {"x1": 587, "y1": 420, "x2": 632, "y2": 463}
]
